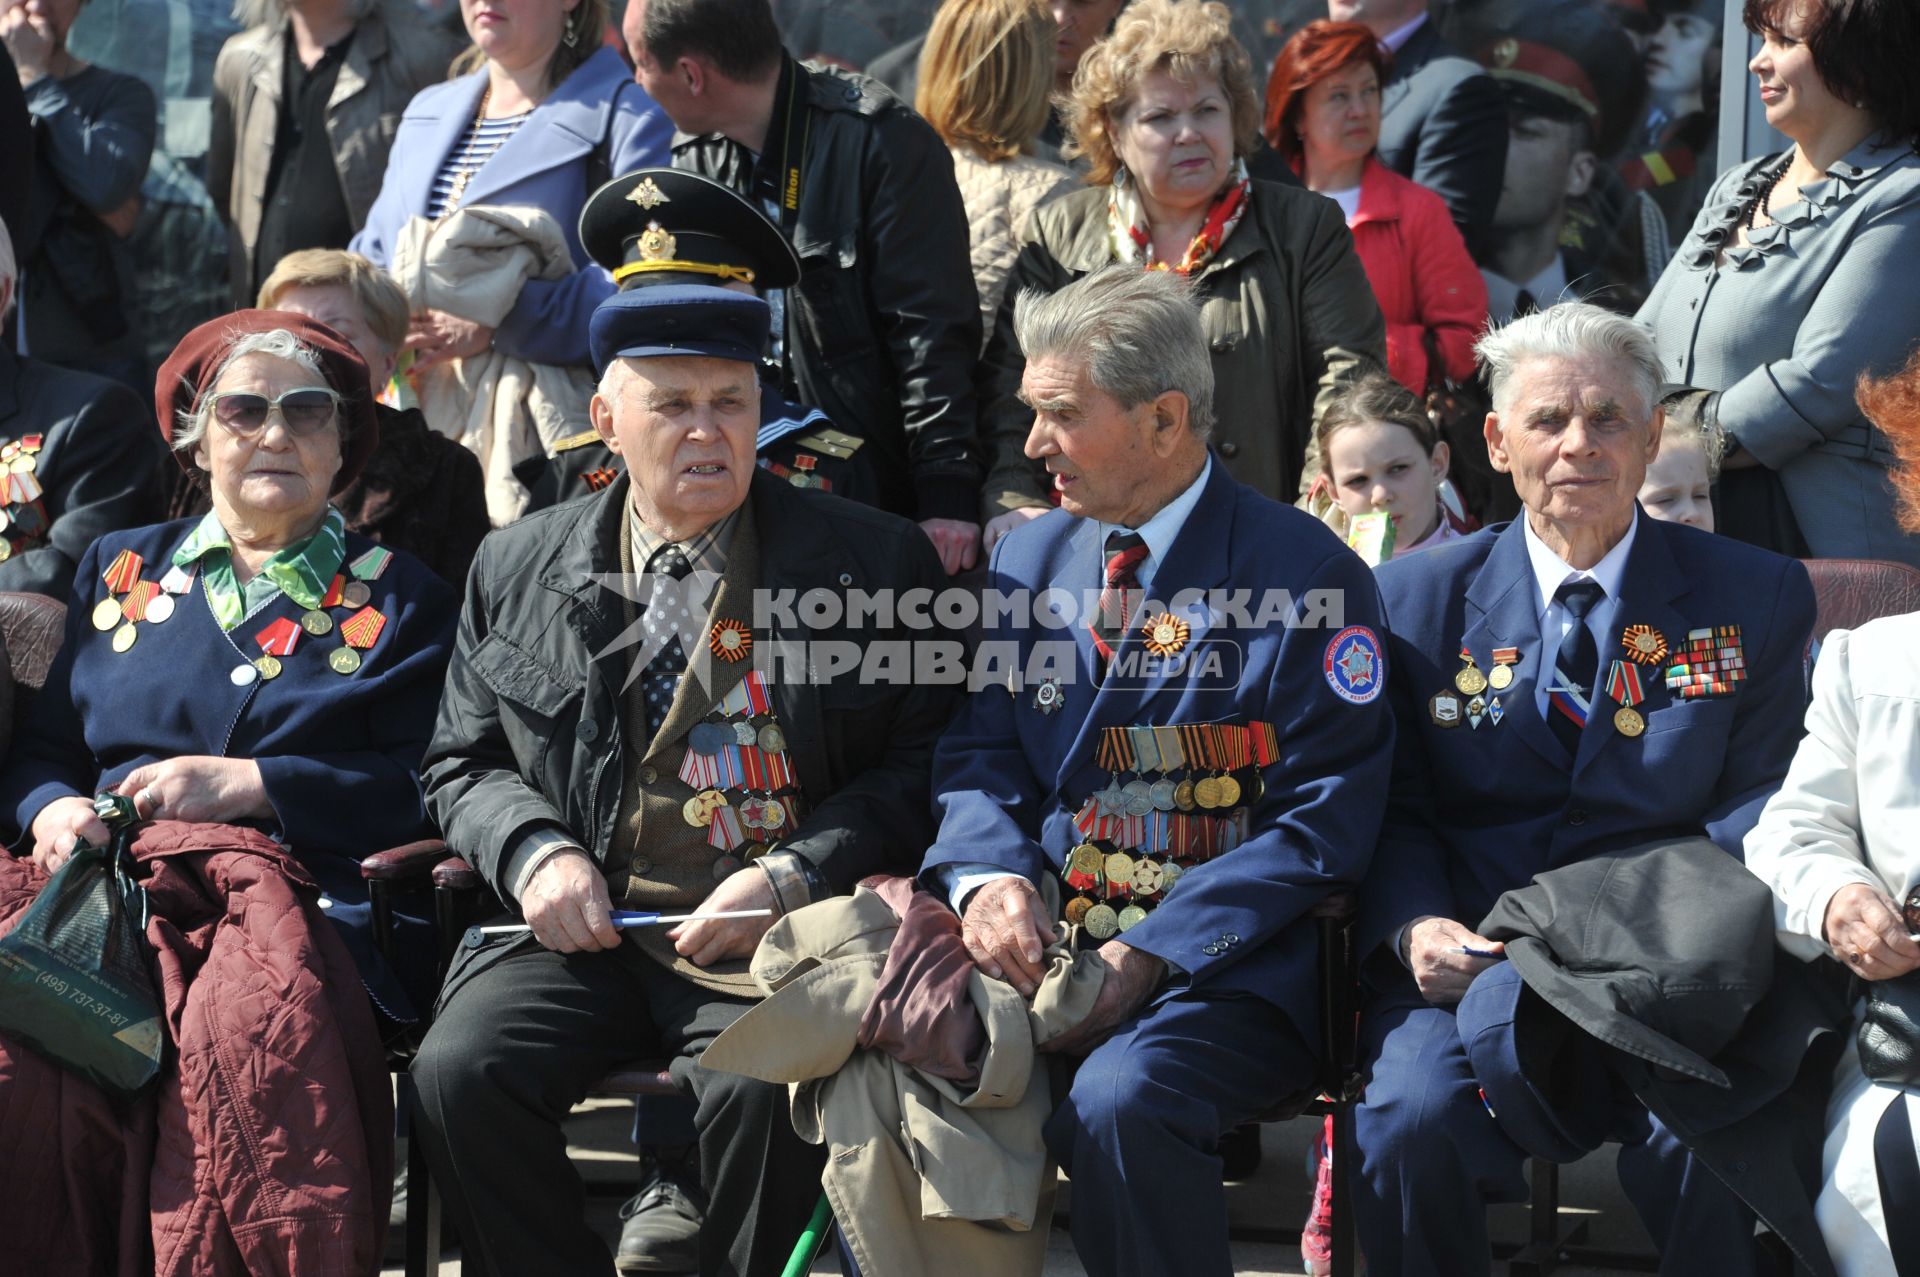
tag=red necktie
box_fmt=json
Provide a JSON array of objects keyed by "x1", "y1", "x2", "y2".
[{"x1": 1089, "y1": 531, "x2": 1149, "y2": 679}]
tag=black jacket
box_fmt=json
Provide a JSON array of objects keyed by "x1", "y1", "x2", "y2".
[
  {"x1": 421, "y1": 468, "x2": 961, "y2": 909},
  {"x1": 0, "y1": 346, "x2": 168, "y2": 597},
  {"x1": 1481, "y1": 840, "x2": 1852, "y2": 1277},
  {"x1": 674, "y1": 57, "x2": 982, "y2": 523},
  {"x1": 1375, "y1": 21, "x2": 1507, "y2": 241}
]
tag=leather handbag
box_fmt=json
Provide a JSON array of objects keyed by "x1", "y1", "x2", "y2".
[{"x1": 1858, "y1": 974, "x2": 1920, "y2": 1086}]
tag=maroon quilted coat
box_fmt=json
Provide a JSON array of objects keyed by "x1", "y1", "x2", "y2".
[{"x1": 0, "y1": 822, "x2": 392, "y2": 1275}]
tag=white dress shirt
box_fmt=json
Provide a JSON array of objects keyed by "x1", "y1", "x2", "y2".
[
  {"x1": 1521, "y1": 509, "x2": 1639, "y2": 718},
  {"x1": 1379, "y1": 10, "x2": 1428, "y2": 54}
]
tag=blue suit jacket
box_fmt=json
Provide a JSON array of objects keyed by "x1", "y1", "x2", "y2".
[
  {"x1": 0, "y1": 519, "x2": 457, "y2": 1013},
  {"x1": 350, "y1": 46, "x2": 673, "y2": 368},
  {"x1": 1357, "y1": 514, "x2": 1816, "y2": 979},
  {"x1": 922, "y1": 464, "x2": 1395, "y2": 1046}
]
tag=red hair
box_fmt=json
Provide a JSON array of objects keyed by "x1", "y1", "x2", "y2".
[
  {"x1": 1262, "y1": 20, "x2": 1389, "y2": 162},
  {"x1": 1857, "y1": 349, "x2": 1920, "y2": 535}
]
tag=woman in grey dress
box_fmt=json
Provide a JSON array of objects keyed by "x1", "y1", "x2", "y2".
[{"x1": 1637, "y1": 0, "x2": 1920, "y2": 565}]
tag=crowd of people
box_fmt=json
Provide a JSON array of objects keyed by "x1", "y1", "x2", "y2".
[{"x1": 4, "y1": 0, "x2": 1920, "y2": 1273}]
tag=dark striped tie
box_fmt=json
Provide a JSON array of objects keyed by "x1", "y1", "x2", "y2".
[
  {"x1": 1547, "y1": 580, "x2": 1603, "y2": 756},
  {"x1": 641, "y1": 545, "x2": 694, "y2": 739},
  {"x1": 1089, "y1": 531, "x2": 1149, "y2": 681}
]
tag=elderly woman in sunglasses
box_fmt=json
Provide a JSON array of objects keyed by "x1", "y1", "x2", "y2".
[{"x1": 0, "y1": 308, "x2": 457, "y2": 1025}]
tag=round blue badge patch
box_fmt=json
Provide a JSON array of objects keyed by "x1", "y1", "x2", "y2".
[{"x1": 1324, "y1": 626, "x2": 1384, "y2": 704}]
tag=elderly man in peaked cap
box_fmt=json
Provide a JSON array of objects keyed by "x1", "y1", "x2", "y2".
[
  {"x1": 411, "y1": 283, "x2": 958, "y2": 1275},
  {"x1": 522, "y1": 168, "x2": 863, "y2": 515}
]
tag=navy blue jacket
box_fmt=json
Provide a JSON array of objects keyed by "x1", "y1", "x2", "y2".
[
  {"x1": 922, "y1": 463, "x2": 1395, "y2": 1047},
  {"x1": 0, "y1": 519, "x2": 456, "y2": 1012},
  {"x1": 1357, "y1": 514, "x2": 1816, "y2": 976}
]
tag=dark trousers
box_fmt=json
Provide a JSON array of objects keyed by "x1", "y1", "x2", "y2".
[
  {"x1": 1351, "y1": 984, "x2": 1761, "y2": 1277},
  {"x1": 410, "y1": 941, "x2": 826, "y2": 1277},
  {"x1": 1043, "y1": 987, "x2": 1316, "y2": 1277}
]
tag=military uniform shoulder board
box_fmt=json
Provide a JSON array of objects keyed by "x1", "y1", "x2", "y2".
[
  {"x1": 550, "y1": 430, "x2": 604, "y2": 455},
  {"x1": 791, "y1": 428, "x2": 863, "y2": 459}
]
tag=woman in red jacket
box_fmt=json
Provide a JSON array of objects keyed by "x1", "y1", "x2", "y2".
[{"x1": 1265, "y1": 20, "x2": 1488, "y2": 395}]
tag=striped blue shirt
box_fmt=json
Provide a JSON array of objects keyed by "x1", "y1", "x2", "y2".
[{"x1": 426, "y1": 110, "x2": 532, "y2": 219}]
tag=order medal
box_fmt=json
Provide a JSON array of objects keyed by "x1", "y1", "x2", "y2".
[
  {"x1": 328, "y1": 647, "x2": 363, "y2": 675},
  {"x1": 1116, "y1": 905, "x2": 1148, "y2": 932},
  {"x1": 111, "y1": 623, "x2": 137, "y2": 653},
  {"x1": 1083, "y1": 904, "x2": 1120, "y2": 940},
  {"x1": 91, "y1": 598, "x2": 122, "y2": 631},
  {"x1": 1614, "y1": 705, "x2": 1646, "y2": 737},
  {"x1": 1454, "y1": 660, "x2": 1488, "y2": 696}
]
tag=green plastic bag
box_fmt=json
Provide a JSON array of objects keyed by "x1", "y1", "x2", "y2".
[{"x1": 0, "y1": 795, "x2": 162, "y2": 1098}]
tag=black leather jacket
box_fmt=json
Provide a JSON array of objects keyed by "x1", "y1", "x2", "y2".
[
  {"x1": 422, "y1": 469, "x2": 960, "y2": 908},
  {"x1": 674, "y1": 56, "x2": 982, "y2": 523}
]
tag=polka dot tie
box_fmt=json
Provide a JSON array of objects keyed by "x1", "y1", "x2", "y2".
[{"x1": 641, "y1": 545, "x2": 695, "y2": 739}]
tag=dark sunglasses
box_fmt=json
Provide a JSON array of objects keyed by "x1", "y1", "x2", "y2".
[{"x1": 207, "y1": 387, "x2": 342, "y2": 437}]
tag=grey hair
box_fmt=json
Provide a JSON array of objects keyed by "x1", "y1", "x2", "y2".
[
  {"x1": 598, "y1": 355, "x2": 640, "y2": 401},
  {"x1": 1012, "y1": 266, "x2": 1215, "y2": 441},
  {"x1": 172, "y1": 328, "x2": 331, "y2": 456},
  {"x1": 1475, "y1": 302, "x2": 1664, "y2": 422}
]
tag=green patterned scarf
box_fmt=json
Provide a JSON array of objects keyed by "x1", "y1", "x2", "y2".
[{"x1": 172, "y1": 508, "x2": 347, "y2": 631}]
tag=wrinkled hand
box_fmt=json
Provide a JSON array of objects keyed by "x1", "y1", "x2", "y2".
[
  {"x1": 1405, "y1": 915, "x2": 1506, "y2": 1006},
  {"x1": 27, "y1": 794, "x2": 110, "y2": 873},
  {"x1": 3, "y1": 7, "x2": 55, "y2": 84},
  {"x1": 406, "y1": 309, "x2": 495, "y2": 370},
  {"x1": 960, "y1": 875, "x2": 1053, "y2": 998},
  {"x1": 918, "y1": 517, "x2": 981, "y2": 576},
  {"x1": 669, "y1": 865, "x2": 777, "y2": 967},
  {"x1": 522, "y1": 848, "x2": 620, "y2": 953},
  {"x1": 981, "y1": 507, "x2": 1047, "y2": 553},
  {"x1": 1823, "y1": 883, "x2": 1920, "y2": 982},
  {"x1": 1039, "y1": 940, "x2": 1166, "y2": 1055},
  {"x1": 117, "y1": 756, "x2": 269, "y2": 824}
]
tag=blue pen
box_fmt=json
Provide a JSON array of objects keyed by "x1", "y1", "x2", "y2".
[
  {"x1": 1447, "y1": 945, "x2": 1504, "y2": 959},
  {"x1": 465, "y1": 908, "x2": 772, "y2": 946}
]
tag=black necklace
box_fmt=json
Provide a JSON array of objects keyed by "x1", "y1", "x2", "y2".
[{"x1": 1743, "y1": 153, "x2": 1795, "y2": 232}]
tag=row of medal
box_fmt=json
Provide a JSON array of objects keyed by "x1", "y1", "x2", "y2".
[
  {"x1": 1058, "y1": 721, "x2": 1274, "y2": 939},
  {"x1": 0, "y1": 434, "x2": 50, "y2": 562},
  {"x1": 1427, "y1": 622, "x2": 1747, "y2": 737},
  {"x1": 90, "y1": 543, "x2": 395, "y2": 683},
  {"x1": 676, "y1": 671, "x2": 806, "y2": 875}
]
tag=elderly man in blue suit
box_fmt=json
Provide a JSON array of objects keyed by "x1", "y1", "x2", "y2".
[
  {"x1": 1351, "y1": 302, "x2": 1817, "y2": 1276},
  {"x1": 920, "y1": 264, "x2": 1395, "y2": 1277}
]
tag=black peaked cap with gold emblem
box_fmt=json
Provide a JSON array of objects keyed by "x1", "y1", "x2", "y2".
[{"x1": 580, "y1": 168, "x2": 802, "y2": 293}]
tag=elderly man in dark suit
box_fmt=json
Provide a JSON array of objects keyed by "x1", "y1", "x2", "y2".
[
  {"x1": 1351, "y1": 302, "x2": 1818, "y2": 1276},
  {"x1": 924, "y1": 265, "x2": 1395, "y2": 1277},
  {"x1": 0, "y1": 220, "x2": 168, "y2": 597},
  {"x1": 410, "y1": 284, "x2": 958, "y2": 1277},
  {"x1": 1330, "y1": 0, "x2": 1508, "y2": 242}
]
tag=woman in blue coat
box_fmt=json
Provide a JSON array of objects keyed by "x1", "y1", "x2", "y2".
[
  {"x1": 349, "y1": 0, "x2": 672, "y2": 371},
  {"x1": 0, "y1": 309, "x2": 456, "y2": 1019}
]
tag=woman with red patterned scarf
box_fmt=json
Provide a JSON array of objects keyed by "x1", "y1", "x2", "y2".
[{"x1": 975, "y1": 0, "x2": 1388, "y2": 549}]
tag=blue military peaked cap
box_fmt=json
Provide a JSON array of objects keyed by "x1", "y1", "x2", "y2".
[{"x1": 588, "y1": 286, "x2": 772, "y2": 373}]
